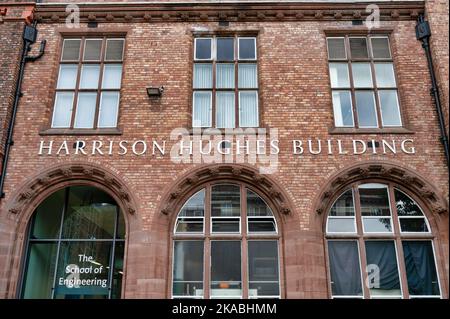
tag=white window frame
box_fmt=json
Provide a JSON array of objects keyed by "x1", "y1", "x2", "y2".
[
  {"x1": 326, "y1": 36, "x2": 347, "y2": 60},
  {"x1": 378, "y1": 89, "x2": 403, "y2": 127},
  {"x1": 332, "y1": 90, "x2": 355, "y2": 128},
  {"x1": 238, "y1": 91, "x2": 259, "y2": 128},
  {"x1": 61, "y1": 38, "x2": 82, "y2": 61},
  {"x1": 97, "y1": 92, "x2": 120, "y2": 128},
  {"x1": 194, "y1": 37, "x2": 213, "y2": 61},
  {"x1": 370, "y1": 36, "x2": 392, "y2": 60},
  {"x1": 51, "y1": 92, "x2": 74, "y2": 128},
  {"x1": 238, "y1": 37, "x2": 257, "y2": 60},
  {"x1": 192, "y1": 91, "x2": 212, "y2": 128},
  {"x1": 82, "y1": 38, "x2": 103, "y2": 61},
  {"x1": 359, "y1": 183, "x2": 394, "y2": 234},
  {"x1": 104, "y1": 38, "x2": 126, "y2": 62},
  {"x1": 326, "y1": 189, "x2": 357, "y2": 235}
]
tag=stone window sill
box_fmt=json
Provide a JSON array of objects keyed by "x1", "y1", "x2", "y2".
[
  {"x1": 328, "y1": 127, "x2": 415, "y2": 135},
  {"x1": 39, "y1": 128, "x2": 123, "y2": 136}
]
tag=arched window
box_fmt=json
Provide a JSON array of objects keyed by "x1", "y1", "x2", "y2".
[
  {"x1": 20, "y1": 186, "x2": 125, "y2": 299},
  {"x1": 172, "y1": 183, "x2": 280, "y2": 299},
  {"x1": 325, "y1": 182, "x2": 441, "y2": 299}
]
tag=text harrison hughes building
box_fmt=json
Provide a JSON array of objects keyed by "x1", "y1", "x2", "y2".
[{"x1": 0, "y1": 0, "x2": 448, "y2": 299}]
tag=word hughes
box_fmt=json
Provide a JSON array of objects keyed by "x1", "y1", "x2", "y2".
[{"x1": 37, "y1": 138, "x2": 416, "y2": 156}]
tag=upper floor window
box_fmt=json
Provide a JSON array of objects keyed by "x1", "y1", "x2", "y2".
[
  {"x1": 192, "y1": 36, "x2": 259, "y2": 128},
  {"x1": 51, "y1": 37, "x2": 125, "y2": 130},
  {"x1": 327, "y1": 36, "x2": 402, "y2": 129}
]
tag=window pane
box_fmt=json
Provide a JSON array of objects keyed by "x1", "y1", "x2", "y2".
[
  {"x1": 330, "y1": 190, "x2": 355, "y2": 216},
  {"x1": 371, "y1": 37, "x2": 391, "y2": 59},
  {"x1": 102, "y1": 64, "x2": 122, "y2": 89},
  {"x1": 217, "y1": 38, "x2": 234, "y2": 61},
  {"x1": 62, "y1": 39, "x2": 81, "y2": 61},
  {"x1": 61, "y1": 186, "x2": 119, "y2": 239},
  {"x1": 238, "y1": 63, "x2": 258, "y2": 88},
  {"x1": 195, "y1": 38, "x2": 212, "y2": 60},
  {"x1": 248, "y1": 218, "x2": 276, "y2": 233},
  {"x1": 105, "y1": 39, "x2": 124, "y2": 61},
  {"x1": 176, "y1": 218, "x2": 204, "y2": 233},
  {"x1": 216, "y1": 92, "x2": 235, "y2": 128},
  {"x1": 355, "y1": 91, "x2": 378, "y2": 127},
  {"x1": 211, "y1": 241, "x2": 242, "y2": 297},
  {"x1": 359, "y1": 184, "x2": 391, "y2": 216},
  {"x1": 193, "y1": 64, "x2": 213, "y2": 89},
  {"x1": 327, "y1": 218, "x2": 356, "y2": 233},
  {"x1": 395, "y1": 190, "x2": 424, "y2": 217},
  {"x1": 211, "y1": 185, "x2": 240, "y2": 217},
  {"x1": 173, "y1": 241, "x2": 204, "y2": 297},
  {"x1": 239, "y1": 38, "x2": 256, "y2": 60},
  {"x1": 352, "y1": 63, "x2": 373, "y2": 87},
  {"x1": 74, "y1": 93, "x2": 97, "y2": 128},
  {"x1": 349, "y1": 37, "x2": 369, "y2": 59},
  {"x1": 192, "y1": 92, "x2": 211, "y2": 127},
  {"x1": 247, "y1": 190, "x2": 273, "y2": 217},
  {"x1": 79, "y1": 64, "x2": 100, "y2": 89},
  {"x1": 239, "y1": 91, "x2": 258, "y2": 127},
  {"x1": 375, "y1": 63, "x2": 396, "y2": 87},
  {"x1": 379, "y1": 90, "x2": 401, "y2": 126},
  {"x1": 111, "y1": 242, "x2": 124, "y2": 299},
  {"x1": 328, "y1": 241, "x2": 363, "y2": 296},
  {"x1": 211, "y1": 218, "x2": 240, "y2": 233},
  {"x1": 57, "y1": 64, "x2": 78, "y2": 89},
  {"x1": 327, "y1": 38, "x2": 346, "y2": 59},
  {"x1": 83, "y1": 39, "x2": 102, "y2": 61},
  {"x1": 329, "y1": 63, "x2": 350, "y2": 88},
  {"x1": 179, "y1": 190, "x2": 205, "y2": 217},
  {"x1": 216, "y1": 64, "x2": 235, "y2": 89},
  {"x1": 22, "y1": 243, "x2": 58, "y2": 299},
  {"x1": 402, "y1": 241, "x2": 440, "y2": 296},
  {"x1": 332, "y1": 91, "x2": 354, "y2": 127},
  {"x1": 52, "y1": 92, "x2": 74, "y2": 128},
  {"x1": 365, "y1": 241, "x2": 401, "y2": 297},
  {"x1": 363, "y1": 218, "x2": 392, "y2": 232},
  {"x1": 54, "y1": 241, "x2": 111, "y2": 298},
  {"x1": 31, "y1": 189, "x2": 65, "y2": 239},
  {"x1": 400, "y1": 218, "x2": 429, "y2": 232},
  {"x1": 248, "y1": 241, "x2": 280, "y2": 297},
  {"x1": 98, "y1": 92, "x2": 119, "y2": 128}
]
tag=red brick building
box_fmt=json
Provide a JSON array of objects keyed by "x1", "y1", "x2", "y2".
[{"x1": 0, "y1": 0, "x2": 448, "y2": 299}]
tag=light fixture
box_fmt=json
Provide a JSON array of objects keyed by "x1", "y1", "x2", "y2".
[{"x1": 146, "y1": 86, "x2": 164, "y2": 97}]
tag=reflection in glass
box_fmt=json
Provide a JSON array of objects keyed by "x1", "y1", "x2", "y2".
[
  {"x1": 238, "y1": 38, "x2": 256, "y2": 60},
  {"x1": 332, "y1": 91, "x2": 354, "y2": 127},
  {"x1": 173, "y1": 241, "x2": 204, "y2": 298},
  {"x1": 352, "y1": 63, "x2": 373, "y2": 87},
  {"x1": 176, "y1": 190, "x2": 205, "y2": 233},
  {"x1": 195, "y1": 38, "x2": 212, "y2": 60},
  {"x1": 247, "y1": 190, "x2": 276, "y2": 233},
  {"x1": 217, "y1": 38, "x2": 234, "y2": 61},
  {"x1": 31, "y1": 189, "x2": 65, "y2": 239},
  {"x1": 359, "y1": 184, "x2": 391, "y2": 216},
  {"x1": 329, "y1": 63, "x2": 350, "y2": 88},
  {"x1": 211, "y1": 185, "x2": 240, "y2": 217},
  {"x1": 395, "y1": 189, "x2": 429, "y2": 233},
  {"x1": 327, "y1": 190, "x2": 355, "y2": 233},
  {"x1": 211, "y1": 241, "x2": 242, "y2": 298},
  {"x1": 248, "y1": 241, "x2": 280, "y2": 297}
]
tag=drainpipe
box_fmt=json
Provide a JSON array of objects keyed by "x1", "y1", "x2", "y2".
[
  {"x1": 0, "y1": 22, "x2": 46, "y2": 199},
  {"x1": 416, "y1": 14, "x2": 449, "y2": 167}
]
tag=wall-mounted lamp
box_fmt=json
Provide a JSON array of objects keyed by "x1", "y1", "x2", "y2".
[{"x1": 146, "y1": 86, "x2": 164, "y2": 97}]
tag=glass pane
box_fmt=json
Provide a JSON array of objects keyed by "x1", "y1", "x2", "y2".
[
  {"x1": 179, "y1": 190, "x2": 205, "y2": 217},
  {"x1": 238, "y1": 38, "x2": 256, "y2": 60},
  {"x1": 211, "y1": 185, "x2": 240, "y2": 217},
  {"x1": 248, "y1": 241, "x2": 280, "y2": 297},
  {"x1": 247, "y1": 190, "x2": 273, "y2": 216},
  {"x1": 62, "y1": 186, "x2": 119, "y2": 239},
  {"x1": 374, "y1": 63, "x2": 396, "y2": 87},
  {"x1": 402, "y1": 241, "x2": 440, "y2": 296},
  {"x1": 83, "y1": 39, "x2": 102, "y2": 61},
  {"x1": 195, "y1": 38, "x2": 212, "y2": 60},
  {"x1": 239, "y1": 91, "x2": 258, "y2": 127},
  {"x1": 98, "y1": 92, "x2": 119, "y2": 128},
  {"x1": 117, "y1": 211, "x2": 126, "y2": 240},
  {"x1": 173, "y1": 241, "x2": 204, "y2": 297},
  {"x1": 105, "y1": 39, "x2": 124, "y2": 61},
  {"x1": 192, "y1": 91, "x2": 211, "y2": 127},
  {"x1": 359, "y1": 184, "x2": 391, "y2": 216},
  {"x1": 330, "y1": 190, "x2": 355, "y2": 217},
  {"x1": 371, "y1": 37, "x2": 391, "y2": 59},
  {"x1": 102, "y1": 64, "x2": 122, "y2": 89},
  {"x1": 395, "y1": 190, "x2": 424, "y2": 217},
  {"x1": 57, "y1": 65, "x2": 78, "y2": 89},
  {"x1": 248, "y1": 218, "x2": 276, "y2": 233},
  {"x1": 355, "y1": 91, "x2": 378, "y2": 127},
  {"x1": 176, "y1": 218, "x2": 204, "y2": 233},
  {"x1": 111, "y1": 242, "x2": 124, "y2": 299},
  {"x1": 52, "y1": 92, "x2": 74, "y2": 128},
  {"x1": 212, "y1": 218, "x2": 240, "y2": 233},
  {"x1": 365, "y1": 241, "x2": 401, "y2": 297},
  {"x1": 216, "y1": 92, "x2": 235, "y2": 128},
  {"x1": 329, "y1": 63, "x2": 350, "y2": 88},
  {"x1": 211, "y1": 241, "x2": 242, "y2": 297},
  {"x1": 352, "y1": 63, "x2": 373, "y2": 87},
  {"x1": 74, "y1": 92, "x2": 97, "y2": 129},
  {"x1": 327, "y1": 218, "x2": 356, "y2": 233},
  {"x1": 62, "y1": 39, "x2": 81, "y2": 61},
  {"x1": 217, "y1": 38, "x2": 234, "y2": 61},
  {"x1": 332, "y1": 91, "x2": 354, "y2": 127},
  {"x1": 216, "y1": 64, "x2": 235, "y2": 88},
  {"x1": 193, "y1": 63, "x2": 213, "y2": 88},
  {"x1": 400, "y1": 218, "x2": 429, "y2": 232},
  {"x1": 238, "y1": 64, "x2": 258, "y2": 88},
  {"x1": 328, "y1": 241, "x2": 363, "y2": 296},
  {"x1": 54, "y1": 241, "x2": 111, "y2": 299},
  {"x1": 349, "y1": 37, "x2": 368, "y2": 59},
  {"x1": 363, "y1": 217, "x2": 392, "y2": 232},
  {"x1": 31, "y1": 189, "x2": 65, "y2": 239},
  {"x1": 327, "y1": 38, "x2": 346, "y2": 59},
  {"x1": 22, "y1": 243, "x2": 58, "y2": 299},
  {"x1": 79, "y1": 64, "x2": 100, "y2": 89},
  {"x1": 379, "y1": 90, "x2": 401, "y2": 126}
]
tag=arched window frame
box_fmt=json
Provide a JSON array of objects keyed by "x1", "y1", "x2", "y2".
[
  {"x1": 324, "y1": 180, "x2": 442, "y2": 299},
  {"x1": 170, "y1": 181, "x2": 282, "y2": 299}
]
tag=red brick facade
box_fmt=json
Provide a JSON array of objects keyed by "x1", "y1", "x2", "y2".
[{"x1": 0, "y1": 1, "x2": 448, "y2": 299}]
